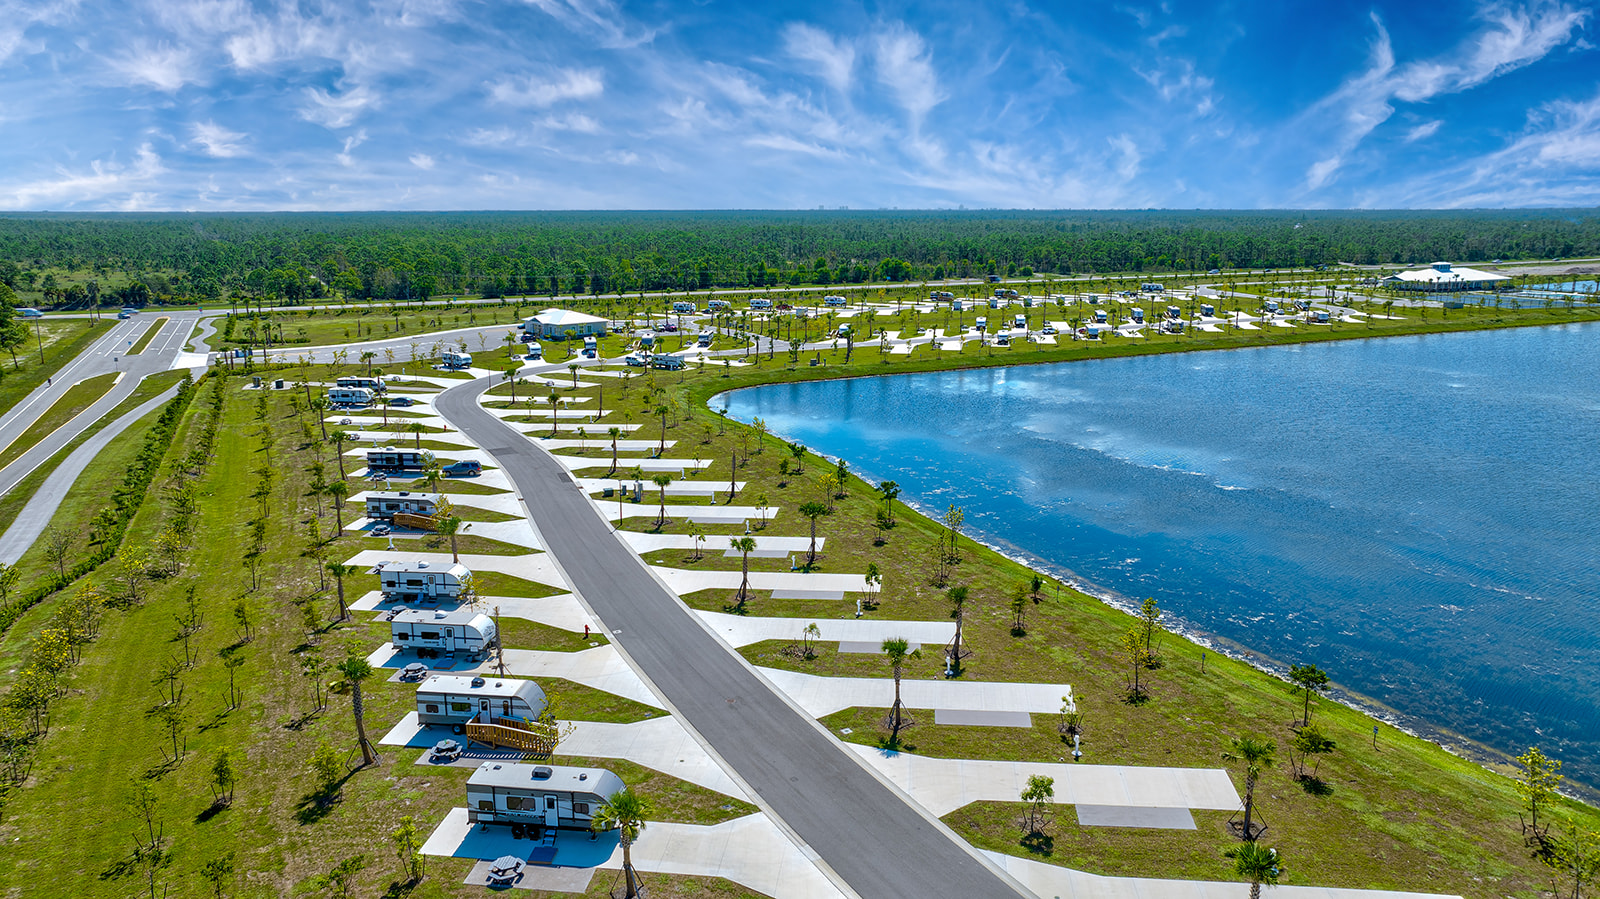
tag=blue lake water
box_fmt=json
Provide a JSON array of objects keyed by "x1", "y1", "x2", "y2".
[{"x1": 723, "y1": 323, "x2": 1600, "y2": 785}]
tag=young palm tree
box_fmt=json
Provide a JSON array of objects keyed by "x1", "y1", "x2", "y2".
[
  {"x1": 730, "y1": 536, "x2": 757, "y2": 610},
  {"x1": 309, "y1": 396, "x2": 329, "y2": 440},
  {"x1": 654, "y1": 404, "x2": 670, "y2": 454},
  {"x1": 592, "y1": 788, "x2": 653, "y2": 898},
  {"x1": 607, "y1": 426, "x2": 622, "y2": 475},
  {"x1": 882, "y1": 636, "x2": 917, "y2": 741},
  {"x1": 408, "y1": 421, "x2": 425, "y2": 449},
  {"x1": 336, "y1": 657, "x2": 377, "y2": 766},
  {"x1": 651, "y1": 473, "x2": 673, "y2": 529},
  {"x1": 1224, "y1": 842, "x2": 1282, "y2": 899},
  {"x1": 325, "y1": 479, "x2": 350, "y2": 532},
  {"x1": 326, "y1": 561, "x2": 355, "y2": 621},
  {"x1": 328, "y1": 431, "x2": 353, "y2": 480},
  {"x1": 548, "y1": 392, "x2": 561, "y2": 438},
  {"x1": 437, "y1": 516, "x2": 463, "y2": 562},
  {"x1": 1223, "y1": 735, "x2": 1277, "y2": 840},
  {"x1": 797, "y1": 501, "x2": 831, "y2": 567},
  {"x1": 568, "y1": 362, "x2": 580, "y2": 387}
]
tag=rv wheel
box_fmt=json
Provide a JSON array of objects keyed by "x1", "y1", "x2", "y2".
[
  {"x1": 452, "y1": 724, "x2": 464, "y2": 735},
  {"x1": 510, "y1": 823, "x2": 525, "y2": 839}
]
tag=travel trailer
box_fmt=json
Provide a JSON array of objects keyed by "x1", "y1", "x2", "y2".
[
  {"x1": 336, "y1": 376, "x2": 386, "y2": 394},
  {"x1": 415, "y1": 674, "x2": 546, "y2": 728},
  {"x1": 440, "y1": 350, "x2": 472, "y2": 370},
  {"x1": 389, "y1": 608, "x2": 497, "y2": 661},
  {"x1": 327, "y1": 387, "x2": 374, "y2": 407},
  {"x1": 365, "y1": 491, "x2": 441, "y2": 520},
  {"x1": 373, "y1": 559, "x2": 472, "y2": 604},
  {"x1": 366, "y1": 448, "x2": 434, "y2": 473},
  {"x1": 466, "y1": 762, "x2": 625, "y2": 834}
]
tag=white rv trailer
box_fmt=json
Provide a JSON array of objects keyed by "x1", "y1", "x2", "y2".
[
  {"x1": 365, "y1": 448, "x2": 434, "y2": 473},
  {"x1": 389, "y1": 608, "x2": 496, "y2": 661},
  {"x1": 364, "y1": 490, "x2": 441, "y2": 520},
  {"x1": 466, "y1": 762, "x2": 625, "y2": 833},
  {"x1": 327, "y1": 387, "x2": 374, "y2": 407},
  {"x1": 372, "y1": 559, "x2": 472, "y2": 603},
  {"x1": 415, "y1": 674, "x2": 546, "y2": 728}
]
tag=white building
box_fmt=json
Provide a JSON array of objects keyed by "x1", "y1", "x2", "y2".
[
  {"x1": 524, "y1": 308, "x2": 609, "y2": 339},
  {"x1": 1383, "y1": 262, "x2": 1511, "y2": 292}
]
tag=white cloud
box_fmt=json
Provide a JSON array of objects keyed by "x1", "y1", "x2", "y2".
[
  {"x1": 1405, "y1": 120, "x2": 1443, "y2": 142},
  {"x1": 336, "y1": 130, "x2": 369, "y2": 166},
  {"x1": 1303, "y1": 3, "x2": 1588, "y2": 190},
  {"x1": 301, "y1": 85, "x2": 378, "y2": 129},
  {"x1": 109, "y1": 41, "x2": 199, "y2": 92},
  {"x1": 537, "y1": 113, "x2": 601, "y2": 133},
  {"x1": 488, "y1": 68, "x2": 604, "y2": 108},
  {"x1": 1108, "y1": 133, "x2": 1141, "y2": 182},
  {"x1": 191, "y1": 120, "x2": 247, "y2": 157},
  {"x1": 1, "y1": 143, "x2": 165, "y2": 209},
  {"x1": 518, "y1": 0, "x2": 657, "y2": 49},
  {"x1": 783, "y1": 22, "x2": 855, "y2": 93},
  {"x1": 409, "y1": 152, "x2": 435, "y2": 169},
  {"x1": 874, "y1": 24, "x2": 944, "y2": 126}
]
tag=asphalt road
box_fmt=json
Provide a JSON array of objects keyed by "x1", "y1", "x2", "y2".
[
  {"x1": 0, "y1": 310, "x2": 207, "y2": 500},
  {"x1": 435, "y1": 376, "x2": 1029, "y2": 899}
]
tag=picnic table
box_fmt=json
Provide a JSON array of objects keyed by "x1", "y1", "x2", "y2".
[
  {"x1": 430, "y1": 739, "x2": 462, "y2": 761},
  {"x1": 487, "y1": 855, "x2": 523, "y2": 885},
  {"x1": 401, "y1": 662, "x2": 428, "y2": 680}
]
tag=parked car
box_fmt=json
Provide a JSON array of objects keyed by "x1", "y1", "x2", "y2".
[
  {"x1": 444, "y1": 460, "x2": 482, "y2": 477},
  {"x1": 338, "y1": 418, "x2": 353, "y2": 425},
  {"x1": 1041, "y1": 325, "x2": 1057, "y2": 335},
  {"x1": 389, "y1": 396, "x2": 416, "y2": 407}
]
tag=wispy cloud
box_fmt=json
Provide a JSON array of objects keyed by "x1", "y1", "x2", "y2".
[
  {"x1": 488, "y1": 68, "x2": 604, "y2": 107},
  {"x1": 109, "y1": 40, "x2": 199, "y2": 92},
  {"x1": 191, "y1": 120, "x2": 247, "y2": 157},
  {"x1": 301, "y1": 85, "x2": 378, "y2": 129},
  {"x1": 409, "y1": 152, "x2": 435, "y2": 169},
  {"x1": 1, "y1": 143, "x2": 164, "y2": 209},
  {"x1": 784, "y1": 22, "x2": 855, "y2": 93}
]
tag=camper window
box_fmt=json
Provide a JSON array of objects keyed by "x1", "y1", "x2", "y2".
[
  {"x1": 478, "y1": 799, "x2": 494, "y2": 811},
  {"x1": 546, "y1": 797, "x2": 557, "y2": 809},
  {"x1": 450, "y1": 701, "x2": 471, "y2": 712},
  {"x1": 502, "y1": 700, "x2": 511, "y2": 715},
  {"x1": 424, "y1": 704, "x2": 439, "y2": 714},
  {"x1": 396, "y1": 633, "x2": 410, "y2": 641},
  {"x1": 420, "y1": 630, "x2": 439, "y2": 640},
  {"x1": 574, "y1": 802, "x2": 590, "y2": 815},
  {"x1": 506, "y1": 796, "x2": 526, "y2": 810}
]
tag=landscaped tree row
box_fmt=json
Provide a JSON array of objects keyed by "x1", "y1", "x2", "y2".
[{"x1": 1, "y1": 210, "x2": 1597, "y2": 305}]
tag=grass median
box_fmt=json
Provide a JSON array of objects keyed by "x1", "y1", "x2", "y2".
[
  {"x1": 127, "y1": 315, "x2": 169, "y2": 354},
  {"x1": 0, "y1": 372, "x2": 119, "y2": 472}
]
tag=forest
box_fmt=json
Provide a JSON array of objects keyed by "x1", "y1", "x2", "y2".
[{"x1": 1, "y1": 209, "x2": 1597, "y2": 307}]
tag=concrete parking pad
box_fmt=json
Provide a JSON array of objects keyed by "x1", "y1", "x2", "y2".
[
  {"x1": 759, "y1": 667, "x2": 1070, "y2": 719},
  {"x1": 1075, "y1": 804, "x2": 1196, "y2": 829},
  {"x1": 982, "y1": 851, "x2": 1461, "y2": 899},
  {"x1": 696, "y1": 612, "x2": 953, "y2": 648},
  {"x1": 463, "y1": 859, "x2": 595, "y2": 892},
  {"x1": 654, "y1": 568, "x2": 868, "y2": 596},
  {"x1": 846, "y1": 745, "x2": 1238, "y2": 816},
  {"x1": 498, "y1": 645, "x2": 666, "y2": 709},
  {"x1": 934, "y1": 709, "x2": 1033, "y2": 728}
]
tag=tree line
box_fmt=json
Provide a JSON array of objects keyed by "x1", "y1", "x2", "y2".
[{"x1": 1, "y1": 210, "x2": 1598, "y2": 307}]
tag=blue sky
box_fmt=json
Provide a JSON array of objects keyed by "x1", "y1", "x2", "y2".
[{"x1": 0, "y1": 0, "x2": 1595, "y2": 210}]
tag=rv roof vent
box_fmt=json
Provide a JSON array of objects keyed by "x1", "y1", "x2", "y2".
[
  {"x1": 417, "y1": 561, "x2": 429, "y2": 568},
  {"x1": 579, "y1": 773, "x2": 588, "y2": 781},
  {"x1": 398, "y1": 491, "x2": 411, "y2": 496},
  {"x1": 532, "y1": 766, "x2": 553, "y2": 779},
  {"x1": 492, "y1": 764, "x2": 502, "y2": 770},
  {"x1": 471, "y1": 676, "x2": 485, "y2": 687},
  {"x1": 434, "y1": 611, "x2": 447, "y2": 619},
  {"x1": 494, "y1": 682, "x2": 503, "y2": 688}
]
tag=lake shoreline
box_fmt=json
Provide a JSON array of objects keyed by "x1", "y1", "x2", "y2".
[{"x1": 708, "y1": 315, "x2": 1600, "y2": 806}]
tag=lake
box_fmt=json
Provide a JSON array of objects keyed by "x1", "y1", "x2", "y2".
[{"x1": 723, "y1": 322, "x2": 1600, "y2": 786}]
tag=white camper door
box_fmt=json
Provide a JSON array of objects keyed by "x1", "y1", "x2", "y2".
[{"x1": 543, "y1": 796, "x2": 559, "y2": 828}]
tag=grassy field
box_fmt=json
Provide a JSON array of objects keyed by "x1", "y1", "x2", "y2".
[
  {"x1": 0, "y1": 319, "x2": 109, "y2": 417},
  {"x1": 0, "y1": 371, "x2": 118, "y2": 471},
  {"x1": 0, "y1": 375, "x2": 758, "y2": 898},
  {"x1": 127, "y1": 316, "x2": 170, "y2": 354},
  {"x1": 503, "y1": 305, "x2": 1600, "y2": 899}
]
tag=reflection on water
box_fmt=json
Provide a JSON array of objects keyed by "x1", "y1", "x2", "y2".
[{"x1": 725, "y1": 323, "x2": 1600, "y2": 785}]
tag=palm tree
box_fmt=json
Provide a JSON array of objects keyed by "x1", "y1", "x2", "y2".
[
  {"x1": 328, "y1": 431, "x2": 354, "y2": 480},
  {"x1": 361, "y1": 350, "x2": 376, "y2": 374},
  {"x1": 651, "y1": 473, "x2": 673, "y2": 529},
  {"x1": 797, "y1": 501, "x2": 831, "y2": 567},
  {"x1": 607, "y1": 426, "x2": 622, "y2": 474},
  {"x1": 336, "y1": 657, "x2": 378, "y2": 766},
  {"x1": 654, "y1": 404, "x2": 669, "y2": 454},
  {"x1": 568, "y1": 362, "x2": 580, "y2": 387},
  {"x1": 309, "y1": 397, "x2": 329, "y2": 440},
  {"x1": 379, "y1": 396, "x2": 391, "y2": 426},
  {"x1": 1225, "y1": 842, "x2": 1282, "y2": 899},
  {"x1": 326, "y1": 480, "x2": 349, "y2": 531},
  {"x1": 591, "y1": 788, "x2": 653, "y2": 898},
  {"x1": 877, "y1": 480, "x2": 900, "y2": 525},
  {"x1": 407, "y1": 421, "x2": 425, "y2": 449},
  {"x1": 730, "y1": 536, "x2": 757, "y2": 610},
  {"x1": 437, "y1": 516, "x2": 462, "y2": 562},
  {"x1": 326, "y1": 561, "x2": 355, "y2": 620},
  {"x1": 1223, "y1": 735, "x2": 1276, "y2": 840},
  {"x1": 548, "y1": 391, "x2": 561, "y2": 438},
  {"x1": 883, "y1": 636, "x2": 916, "y2": 741}
]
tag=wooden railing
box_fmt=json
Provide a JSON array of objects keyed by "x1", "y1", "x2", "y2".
[{"x1": 465, "y1": 714, "x2": 556, "y2": 756}]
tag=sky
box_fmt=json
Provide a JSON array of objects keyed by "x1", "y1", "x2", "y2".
[{"x1": 0, "y1": 0, "x2": 1596, "y2": 211}]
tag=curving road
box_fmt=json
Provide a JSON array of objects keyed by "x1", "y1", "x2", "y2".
[{"x1": 435, "y1": 376, "x2": 1030, "y2": 899}]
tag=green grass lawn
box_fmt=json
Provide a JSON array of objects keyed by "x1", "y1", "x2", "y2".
[
  {"x1": 0, "y1": 371, "x2": 118, "y2": 471},
  {"x1": 127, "y1": 315, "x2": 169, "y2": 354},
  {"x1": 0, "y1": 375, "x2": 752, "y2": 898},
  {"x1": 0, "y1": 319, "x2": 109, "y2": 417}
]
